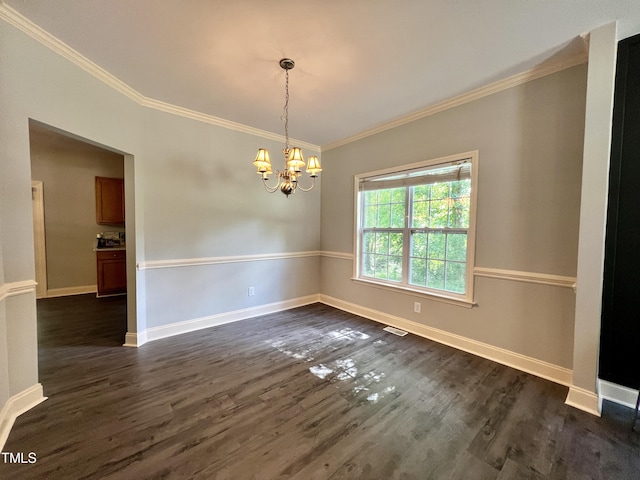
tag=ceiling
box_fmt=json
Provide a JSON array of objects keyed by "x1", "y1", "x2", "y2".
[{"x1": 4, "y1": 0, "x2": 640, "y2": 148}]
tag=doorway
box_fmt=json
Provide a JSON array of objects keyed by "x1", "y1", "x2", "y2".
[{"x1": 28, "y1": 120, "x2": 136, "y2": 347}]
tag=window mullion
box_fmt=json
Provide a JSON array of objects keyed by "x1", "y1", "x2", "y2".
[
  {"x1": 402, "y1": 186, "x2": 411, "y2": 285},
  {"x1": 443, "y1": 231, "x2": 449, "y2": 291}
]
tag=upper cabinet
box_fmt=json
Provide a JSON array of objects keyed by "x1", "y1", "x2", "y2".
[{"x1": 95, "y1": 176, "x2": 125, "y2": 225}]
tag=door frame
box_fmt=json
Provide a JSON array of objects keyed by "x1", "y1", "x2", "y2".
[{"x1": 32, "y1": 180, "x2": 48, "y2": 299}]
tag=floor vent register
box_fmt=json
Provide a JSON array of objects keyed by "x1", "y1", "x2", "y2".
[{"x1": 383, "y1": 326, "x2": 408, "y2": 337}]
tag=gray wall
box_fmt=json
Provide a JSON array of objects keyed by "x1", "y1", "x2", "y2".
[
  {"x1": 0, "y1": 10, "x2": 619, "y2": 422},
  {"x1": 0, "y1": 19, "x2": 320, "y2": 410},
  {"x1": 320, "y1": 64, "x2": 587, "y2": 369},
  {"x1": 30, "y1": 125, "x2": 125, "y2": 291}
]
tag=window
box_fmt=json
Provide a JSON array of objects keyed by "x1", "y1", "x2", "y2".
[{"x1": 354, "y1": 151, "x2": 478, "y2": 306}]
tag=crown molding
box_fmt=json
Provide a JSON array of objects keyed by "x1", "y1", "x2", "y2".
[
  {"x1": 0, "y1": 2, "x2": 143, "y2": 101},
  {"x1": 322, "y1": 53, "x2": 589, "y2": 151},
  {"x1": 1, "y1": 0, "x2": 584, "y2": 155},
  {"x1": 0, "y1": 2, "x2": 320, "y2": 153},
  {"x1": 139, "y1": 96, "x2": 320, "y2": 152}
]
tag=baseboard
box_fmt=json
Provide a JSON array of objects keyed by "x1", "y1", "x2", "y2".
[
  {"x1": 46, "y1": 285, "x2": 97, "y2": 298},
  {"x1": 319, "y1": 294, "x2": 573, "y2": 387},
  {"x1": 123, "y1": 330, "x2": 147, "y2": 348},
  {"x1": 132, "y1": 294, "x2": 321, "y2": 346},
  {"x1": 0, "y1": 384, "x2": 47, "y2": 451},
  {"x1": 566, "y1": 386, "x2": 601, "y2": 416},
  {"x1": 598, "y1": 379, "x2": 639, "y2": 410}
]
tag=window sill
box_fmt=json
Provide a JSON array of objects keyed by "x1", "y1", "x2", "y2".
[{"x1": 351, "y1": 277, "x2": 476, "y2": 309}]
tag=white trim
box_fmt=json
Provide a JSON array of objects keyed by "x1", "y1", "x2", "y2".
[
  {"x1": 353, "y1": 151, "x2": 479, "y2": 306},
  {"x1": 565, "y1": 386, "x2": 601, "y2": 416},
  {"x1": 473, "y1": 267, "x2": 577, "y2": 289},
  {"x1": 571, "y1": 22, "x2": 617, "y2": 426},
  {"x1": 45, "y1": 285, "x2": 97, "y2": 298},
  {"x1": 0, "y1": 384, "x2": 47, "y2": 451},
  {"x1": 140, "y1": 97, "x2": 319, "y2": 152},
  {"x1": 123, "y1": 331, "x2": 147, "y2": 348},
  {"x1": 598, "y1": 379, "x2": 639, "y2": 410},
  {"x1": 0, "y1": 2, "x2": 319, "y2": 153},
  {"x1": 322, "y1": 53, "x2": 588, "y2": 151},
  {"x1": 319, "y1": 294, "x2": 573, "y2": 387},
  {"x1": 0, "y1": 280, "x2": 37, "y2": 302},
  {"x1": 319, "y1": 251, "x2": 354, "y2": 261},
  {"x1": 0, "y1": 2, "x2": 586, "y2": 155},
  {"x1": 132, "y1": 294, "x2": 320, "y2": 346},
  {"x1": 137, "y1": 251, "x2": 321, "y2": 270},
  {"x1": 137, "y1": 250, "x2": 579, "y2": 293},
  {"x1": 31, "y1": 181, "x2": 48, "y2": 299},
  {"x1": 140, "y1": 250, "x2": 579, "y2": 292},
  {"x1": 322, "y1": 256, "x2": 578, "y2": 290}
]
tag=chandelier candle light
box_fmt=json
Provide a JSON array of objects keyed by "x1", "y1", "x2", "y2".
[{"x1": 253, "y1": 58, "x2": 321, "y2": 196}]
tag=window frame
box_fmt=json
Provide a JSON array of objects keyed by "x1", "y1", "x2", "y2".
[{"x1": 353, "y1": 151, "x2": 479, "y2": 307}]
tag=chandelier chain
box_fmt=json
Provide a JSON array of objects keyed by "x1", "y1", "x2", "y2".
[
  {"x1": 283, "y1": 68, "x2": 290, "y2": 152},
  {"x1": 252, "y1": 58, "x2": 320, "y2": 197}
]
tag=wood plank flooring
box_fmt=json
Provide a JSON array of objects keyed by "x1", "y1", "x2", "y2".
[{"x1": 1, "y1": 295, "x2": 639, "y2": 479}]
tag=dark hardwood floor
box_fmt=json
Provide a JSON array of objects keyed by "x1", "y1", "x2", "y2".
[{"x1": 1, "y1": 295, "x2": 639, "y2": 479}]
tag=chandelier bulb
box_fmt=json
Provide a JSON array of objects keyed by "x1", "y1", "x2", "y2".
[{"x1": 252, "y1": 58, "x2": 320, "y2": 196}]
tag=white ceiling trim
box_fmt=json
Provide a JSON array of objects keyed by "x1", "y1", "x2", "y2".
[
  {"x1": 0, "y1": 1, "x2": 588, "y2": 154},
  {"x1": 0, "y1": 1, "x2": 320, "y2": 152},
  {"x1": 322, "y1": 50, "x2": 588, "y2": 151}
]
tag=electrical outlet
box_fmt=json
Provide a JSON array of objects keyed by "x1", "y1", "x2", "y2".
[
  {"x1": 414, "y1": 302, "x2": 421, "y2": 313},
  {"x1": 248, "y1": 286, "x2": 255, "y2": 296}
]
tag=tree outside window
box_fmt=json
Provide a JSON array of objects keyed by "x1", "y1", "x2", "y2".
[{"x1": 355, "y1": 152, "x2": 478, "y2": 305}]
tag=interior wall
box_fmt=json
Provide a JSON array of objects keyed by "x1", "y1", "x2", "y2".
[
  {"x1": 0, "y1": 16, "x2": 320, "y2": 409},
  {"x1": 571, "y1": 22, "x2": 618, "y2": 410},
  {"x1": 0, "y1": 2, "x2": 615, "y2": 427},
  {"x1": 320, "y1": 64, "x2": 587, "y2": 370},
  {"x1": 0, "y1": 214, "x2": 8, "y2": 409},
  {"x1": 29, "y1": 126, "x2": 125, "y2": 291}
]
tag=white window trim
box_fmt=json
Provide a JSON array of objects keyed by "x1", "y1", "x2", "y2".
[{"x1": 352, "y1": 150, "x2": 479, "y2": 307}]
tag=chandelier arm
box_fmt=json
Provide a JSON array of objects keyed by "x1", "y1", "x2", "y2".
[
  {"x1": 254, "y1": 59, "x2": 318, "y2": 196},
  {"x1": 294, "y1": 176, "x2": 317, "y2": 192},
  {"x1": 262, "y1": 175, "x2": 281, "y2": 193}
]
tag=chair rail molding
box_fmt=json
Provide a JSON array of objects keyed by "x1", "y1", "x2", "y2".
[
  {"x1": 137, "y1": 251, "x2": 322, "y2": 270},
  {"x1": 473, "y1": 267, "x2": 577, "y2": 289},
  {"x1": 0, "y1": 280, "x2": 38, "y2": 302}
]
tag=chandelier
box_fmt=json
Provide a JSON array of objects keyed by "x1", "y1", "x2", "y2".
[{"x1": 252, "y1": 58, "x2": 321, "y2": 197}]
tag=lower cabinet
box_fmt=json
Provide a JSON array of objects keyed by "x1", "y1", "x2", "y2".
[{"x1": 96, "y1": 250, "x2": 126, "y2": 296}]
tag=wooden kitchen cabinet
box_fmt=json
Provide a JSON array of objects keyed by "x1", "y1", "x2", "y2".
[
  {"x1": 95, "y1": 176, "x2": 125, "y2": 225},
  {"x1": 96, "y1": 250, "x2": 126, "y2": 296}
]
